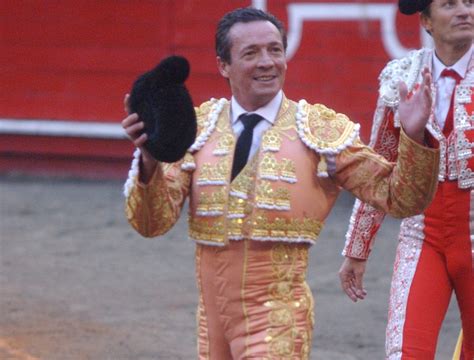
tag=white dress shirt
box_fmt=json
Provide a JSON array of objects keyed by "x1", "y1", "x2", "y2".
[
  {"x1": 433, "y1": 46, "x2": 472, "y2": 130},
  {"x1": 230, "y1": 90, "x2": 283, "y2": 161}
]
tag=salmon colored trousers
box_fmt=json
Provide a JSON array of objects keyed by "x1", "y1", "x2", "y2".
[{"x1": 195, "y1": 240, "x2": 314, "y2": 360}]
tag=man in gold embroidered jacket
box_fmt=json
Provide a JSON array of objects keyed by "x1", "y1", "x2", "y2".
[{"x1": 122, "y1": 7, "x2": 439, "y2": 360}]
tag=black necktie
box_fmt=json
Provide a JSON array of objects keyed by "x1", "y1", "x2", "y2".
[{"x1": 231, "y1": 113, "x2": 263, "y2": 181}]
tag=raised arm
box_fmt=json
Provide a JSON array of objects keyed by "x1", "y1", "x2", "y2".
[
  {"x1": 122, "y1": 94, "x2": 192, "y2": 238},
  {"x1": 398, "y1": 67, "x2": 432, "y2": 144},
  {"x1": 122, "y1": 94, "x2": 159, "y2": 183}
]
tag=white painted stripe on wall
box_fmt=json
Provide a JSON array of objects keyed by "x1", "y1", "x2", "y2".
[
  {"x1": 0, "y1": 119, "x2": 127, "y2": 139},
  {"x1": 252, "y1": 1, "x2": 433, "y2": 60}
]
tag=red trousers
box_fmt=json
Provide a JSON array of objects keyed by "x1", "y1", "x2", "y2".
[
  {"x1": 387, "y1": 181, "x2": 473, "y2": 359},
  {"x1": 195, "y1": 240, "x2": 313, "y2": 360}
]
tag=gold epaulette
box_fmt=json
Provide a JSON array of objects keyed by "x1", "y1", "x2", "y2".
[
  {"x1": 188, "y1": 98, "x2": 228, "y2": 153},
  {"x1": 296, "y1": 100, "x2": 360, "y2": 156},
  {"x1": 195, "y1": 99, "x2": 216, "y2": 128},
  {"x1": 296, "y1": 100, "x2": 361, "y2": 177}
]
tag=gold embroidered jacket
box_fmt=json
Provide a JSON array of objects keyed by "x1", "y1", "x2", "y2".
[{"x1": 124, "y1": 96, "x2": 439, "y2": 246}]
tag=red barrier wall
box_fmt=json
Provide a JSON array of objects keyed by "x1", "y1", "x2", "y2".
[{"x1": 0, "y1": 0, "x2": 422, "y2": 178}]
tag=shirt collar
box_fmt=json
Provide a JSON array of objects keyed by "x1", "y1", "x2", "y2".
[
  {"x1": 433, "y1": 44, "x2": 473, "y2": 81},
  {"x1": 230, "y1": 90, "x2": 283, "y2": 125}
]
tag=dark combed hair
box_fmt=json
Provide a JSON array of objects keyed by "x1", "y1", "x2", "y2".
[{"x1": 215, "y1": 7, "x2": 287, "y2": 64}]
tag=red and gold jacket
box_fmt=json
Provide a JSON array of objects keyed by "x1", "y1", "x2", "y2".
[
  {"x1": 124, "y1": 95, "x2": 439, "y2": 247},
  {"x1": 344, "y1": 48, "x2": 474, "y2": 259}
]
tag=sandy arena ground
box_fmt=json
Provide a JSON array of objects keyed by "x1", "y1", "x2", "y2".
[{"x1": 0, "y1": 176, "x2": 461, "y2": 359}]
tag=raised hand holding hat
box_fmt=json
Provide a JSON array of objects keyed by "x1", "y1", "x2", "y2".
[{"x1": 128, "y1": 55, "x2": 197, "y2": 163}]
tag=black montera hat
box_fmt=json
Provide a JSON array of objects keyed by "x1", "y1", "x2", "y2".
[
  {"x1": 129, "y1": 56, "x2": 197, "y2": 163},
  {"x1": 398, "y1": 0, "x2": 432, "y2": 15}
]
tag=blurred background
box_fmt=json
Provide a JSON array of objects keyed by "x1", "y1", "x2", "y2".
[
  {"x1": 0, "y1": 0, "x2": 430, "y2": 179},
  {"x1": 1, "y1": 1, "x2": 460, "y2": 359}
]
